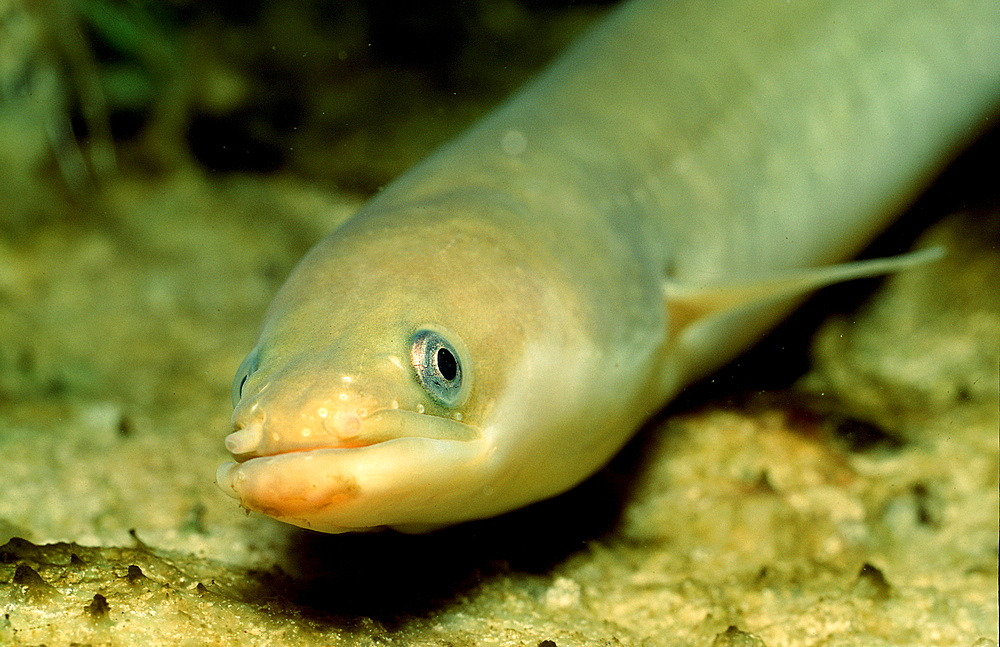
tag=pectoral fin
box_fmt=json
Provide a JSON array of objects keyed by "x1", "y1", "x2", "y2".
[{"x1": 663, "y1": 245, "x2": 944, "y2": 341}]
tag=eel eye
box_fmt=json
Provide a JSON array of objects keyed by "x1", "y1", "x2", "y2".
[
  {"x1": 410, "y1": 329, "x2": 467, "y2": 407},
  {"x1": 231, "y1": 348, "x2": 260, "y2": 407}
]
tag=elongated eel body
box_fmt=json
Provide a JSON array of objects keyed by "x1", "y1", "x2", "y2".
[{"x1": 217, "y1": 0, "x2": 1000, "y2": 533}]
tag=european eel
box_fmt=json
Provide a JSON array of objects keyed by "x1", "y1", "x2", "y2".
[{"x1": 217, "y1": 0, "x2": 1000, "y2": 532}]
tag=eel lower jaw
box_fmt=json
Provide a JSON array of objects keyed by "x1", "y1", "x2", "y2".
[{"x1": 215, "y1": 435, "x2": 491, "y2": 533}]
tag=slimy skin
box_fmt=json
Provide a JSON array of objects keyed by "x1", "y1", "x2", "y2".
[{"x1": 216, "y1": 0, "x2": 1000, "y2": 533}]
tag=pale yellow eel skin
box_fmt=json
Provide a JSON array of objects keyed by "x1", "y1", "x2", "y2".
[{"x1": 217, "y1": 0, "x2": 1000, "y2": 533}]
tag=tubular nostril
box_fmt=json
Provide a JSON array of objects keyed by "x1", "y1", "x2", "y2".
[{"x1": 225, "y1": 419, "x2": 264, "y2": 456}]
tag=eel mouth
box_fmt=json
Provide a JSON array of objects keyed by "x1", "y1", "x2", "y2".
[{"x1": 223, "y1": 407, "x2": 480, "y2": 463}]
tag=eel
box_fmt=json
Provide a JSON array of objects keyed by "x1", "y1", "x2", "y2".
[{"x1": 216, "y1": 0, "x2": 1000, "y2": 533}]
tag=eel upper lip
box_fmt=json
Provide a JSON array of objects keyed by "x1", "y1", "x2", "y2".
[
  {"x1": 225, "y1": 407, "x2": 479, "y2": 462},
  {"x1": 228, "y1": 438, "x2": 382, "y2": 464}
]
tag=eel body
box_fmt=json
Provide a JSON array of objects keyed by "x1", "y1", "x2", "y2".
[{"x1": 217, "y1": 0, "x2": 1000, "y2": 532}]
